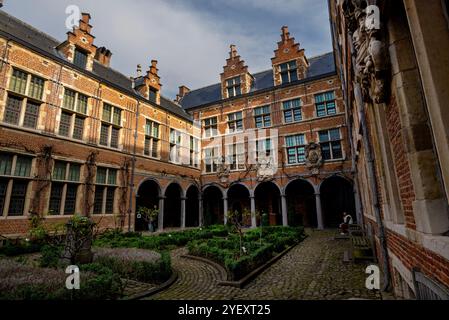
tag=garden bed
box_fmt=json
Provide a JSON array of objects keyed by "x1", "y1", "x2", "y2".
[
  {"x1": 94, "y1": 225, "x2": 229, "y2": 250},
  {"x1": 187, "y1": 226, "x2": 305, "y2": 281}
]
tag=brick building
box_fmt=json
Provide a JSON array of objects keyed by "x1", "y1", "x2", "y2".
[
  {"x1": 0, "y1": 9, "x2": 357, "y2": 237},
  {"x1": 178, "y1": 27, "x2": 355, "y2": 230},
  {"x1": 329, "y1": 0, "x2": 449, "y2": 298}
]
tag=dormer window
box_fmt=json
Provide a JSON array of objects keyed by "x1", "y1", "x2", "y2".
[
  {"x1": 73, "y1": 48, "x2": 88, "y2": 69},
  {"x1": 226, "y1": 76, "x2": 242, "y2": 98},
  {"x1": 279, "y1": 60, "x2": 298, "y2": 84},
  {"x1": 149, "y1": 87, "x2": 158, "y2": 103}
]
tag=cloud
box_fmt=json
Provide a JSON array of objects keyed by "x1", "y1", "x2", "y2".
[{"x1": 3, "y1": 0, "x2": 332, "y2": 99}]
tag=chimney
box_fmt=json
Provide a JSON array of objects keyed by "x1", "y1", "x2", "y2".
[
  {"x1": 176, "y1": 85, "x2": 190, "y2": 103},
  {"x1": 281, "y1": 26, "x2": 290, "y2": 42},
  {"x1": 136, "y1": 64, "x2": 142, "y2": 77},
  {"x1": 148, "y1": 60, "x2": 158, "y2": 77},
  {"x1": 94, "y1": 46, "x2": 112, "y2": 67}
]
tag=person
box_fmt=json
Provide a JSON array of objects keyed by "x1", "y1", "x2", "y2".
[{"x1": 339, "y1": 212, "x2": 353, "y2": 235}]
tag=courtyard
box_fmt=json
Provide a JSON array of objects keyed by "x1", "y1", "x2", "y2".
[{"x1": 149, "y1": 229, "x2": 382, "y2": 300}]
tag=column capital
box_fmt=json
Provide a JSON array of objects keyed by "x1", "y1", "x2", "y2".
[{"x1": 159, "y1": 196, "x2": 167, "y2": 200}]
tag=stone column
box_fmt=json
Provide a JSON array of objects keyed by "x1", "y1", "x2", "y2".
[
  {"x1": 223, "y1": 196, "x2": 228, "y2": 225},
  {"x1": 250, "y1": 196, "x2": 256, "y2": 228},
  {"x1": 158, "y1": 196, "x2": 165, "y2": 231},
  {"x1": 315, "y1": 192, "x2": 324, "y2": 230},
  {"x1": 281, "y1": 193, "x2": 288, "y2": 226},
  {"x1": 198, "y1": 195, "x2": 203, "y2": 227},
  {"x1": 181, "y1": 197, "x2": 186, "y2": 229}
]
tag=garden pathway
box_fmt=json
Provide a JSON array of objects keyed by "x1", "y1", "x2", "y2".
[{"x1": 148, "y1": 229, "x2": 383, "y2": 300}]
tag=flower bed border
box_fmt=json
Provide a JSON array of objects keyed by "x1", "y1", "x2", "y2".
[
  {"x1": 184, "y1": 242, "x2": 299, "y2": 289},
  {"x1": 123, "y1": 270, "x2": 178, "y2": 300}
]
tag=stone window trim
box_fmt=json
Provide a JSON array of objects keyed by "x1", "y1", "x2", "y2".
[
  {"x1": 225, "y1": 76, "x2": 242, "y2": 98},
  {"x1": 62, "y1": 87, "x2": 89, "y2": 115},
  {"x1": 203, "y1": 146, "x2": 219, "y2": 173},
  {"x1": 227, "y1": 111, "x2": 244, "y2": 133},
  {"x1": 0, "y1": 153, "x2": 34, "y2": 217},
  {"x1": 8, "y1": 68, "x2": 45, "y2": 101},
  {"x1": 48, "y1": 161, "x2": 82, "y2": 216},
  {"x1": 315, "y1": 91, "x2": 337, "y2": 118},
  {"x1": 73, "y1": 47, "x2": 89, "y2": 69},
  {"x1": 58, "y1": 109, "x2": 86, "y2": 141},
  {"x1": 254, "y1": 105, "x2": 272, "y2": 128},
  {"x1": 189, "y1": 136, "x2": 200, "y2": 169},
  {"x1": 318, "y1": 128, "x2": 344, "y2": 161},
  {"x1": 169, "y1": 129, "x2": 184, "y2": 164},
  {"x1": 225, "y1": 142, "x2": 246, "y2": 171},
  {"x1": 278, "y1": 60, "x2": 298, "y2": 84},
  {"x1": 93, "y1": 167, "x2": 118, "y2": 215},
  {"x1": 99, "y1": 103, "x2": 122, "y2": 149},
  {"x1": 285, "y1": 134, "x2": 307, "y2": 165},
  {"x1": 4, "y1": 93, "x2": 42, "y2": 130},
  {"x1": 203, "y1": 116, "x2": 218, "y2": 138},
  {"x1": 282, "y1": 98, "x2": 303, "y2": 124},
  {"x1": 144, "y1": 119, "x2": 160, "y2": 159}
]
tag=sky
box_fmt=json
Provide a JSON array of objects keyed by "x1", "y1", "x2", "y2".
[{"x1": 3, "y1": 0, "x2": 332, "y2": 99}]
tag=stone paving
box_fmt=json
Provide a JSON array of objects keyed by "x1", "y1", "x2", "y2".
[{"x1": 149, "y1": 229, "x2": 383, "y2": 300}]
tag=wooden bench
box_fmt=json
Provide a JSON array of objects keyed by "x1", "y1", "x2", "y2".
[{"x1": 350, "y1": 233, "x2": 375, "y2": 262}]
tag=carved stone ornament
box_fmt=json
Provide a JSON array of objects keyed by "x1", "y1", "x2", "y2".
[
  {"x1": 216, "y1": 156, "x2": 230, "y2": 183},
  {"x1": 305, "y1": 142, "x2": 323, "y2": 175},
  {"x1": 343, "y1": 0, "x2": 389, "y2": 104},
  {"x1": 256, "y1": 155, "x2": 276, "y2": 182}
]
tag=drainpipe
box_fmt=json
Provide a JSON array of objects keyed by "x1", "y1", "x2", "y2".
[
  {"x1": 128, "y1": 79, "x2": 140, "y2": 232},
  {"x1": 355, "y1": 84, "x2": 391, "y2": 292}
]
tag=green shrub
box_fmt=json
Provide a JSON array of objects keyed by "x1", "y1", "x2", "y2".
[
  {"x1": 39, "y1": 245, "x2": 63, "y2": 268},
  {"x1": 0, "y1": 240, "x2": 41, "y2": 257}
]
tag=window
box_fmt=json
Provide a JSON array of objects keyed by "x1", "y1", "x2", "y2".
[
  {"x1": 279, "y1": 60, "x2": 298, "y2": 84},
  {"x1": 9, "y1": 69, "x2": 27, "y2": 95},
  {"x1": 285, "y1": 134, "x2": 306, "y2": 164},
  {"x1": 228, "y1": 112, "x2": 243, "y2": 132},
  {"x1": 73, "y1": 48, "x2": 88, "y2": 69},
  {"x1": 252, "y1": 138, "x2": 273, "y2": 163},
  {"x1": 319, "y1": 128, "x2": 343, "y2": 160},
  {"x1": 49, "y1": 161, "x2": 81, "y2": 215},
  {"x1": 204, "y1": 117, "x2": 218, "y2": 138},
  {"x1": 100, "y1": 103, "x2": 122, "y2": 148},
  {"x1": 93, "y1": 167, "x2": 117, "y2": 215},
  {"x1": 190, "y1": 136, "x2": 200, "y2": 168},
  {"x1": 226, "y1": 76, "x2": 242, "y2": 98},
  {"x1": 144, "y1": 120, "x2": 160, "y2": 158},
  {"x1": 283, "y1": 99, "x2": 302, "y2": 123},
  {"x1": 226, "y1": 143, "x2": 245, "y2": 171},
  {"x1": 4, "y1": 69, "x2": 45, "y2": 129},
  {"x1": 63, "y1": 88, "x2": 88, "y2": 114},
  {"x1": 149, "y1": 88, "x2": 158, "y2": 103},
  {"x1": 315, "y1": 91, "x2": 337, "y2": 117},
  {"x1": 23, "y1": 101, "x2": 40, "y2": 129},
  {"x1": 204, "y1": 147, "x2": 219, "y2": 173},
  {"x1": 9, "y1": 69, "x2": 44, "y2": 100},
  {"x1": 169, "y1": 129, "x2": 182, "y2": 163},
  {"x1": 4, "y1": 95, "x2": 22, "y2": 125},
  {"x1": 0, "y1": 153, "x2": 33, "y2": 216},
  {"x1": 254, "y1": 106, "x2": 271, "y2": 128}
]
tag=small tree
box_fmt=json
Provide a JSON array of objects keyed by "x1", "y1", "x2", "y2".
[
  {"x1": 61, "y1": 214, "x2": 96, "y2": 264},
  {"x1": 227, "y1": 208, "x2": 251, "y2": 256},
  {"x1": 138, "y1": 206, "x2": 159, "y2": 232}
]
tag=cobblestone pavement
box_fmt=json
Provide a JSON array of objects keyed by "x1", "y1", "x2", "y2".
[{"x1": 149, "y1": 230, "x2": 382, "y2": 300}]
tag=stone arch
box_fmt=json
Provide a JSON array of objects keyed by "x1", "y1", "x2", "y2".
[
  {"x1": 227, "y1": 183, "x2": 251, "y2": 226},
  {"x1": 164, "y1": 182, "x2": 183, "y2": 228},
  {"x1": 320, "y1": 176, "x2": 356, "y2": 228},
  {"x1": 285, "y1": 179, "x2": 317, "y2": 227},
  {"x1": 254, "y1": 181, "x2": 282, "y2": 226},
  {"x1": 135, "y1": 179, "x2": 161, "y2": 231},
  {"x1": 186, "y1": 184, "x2": 200, "y2": 227},
  {"x1": 202, "y1": 184, "x2": 224, "y2": 225}
]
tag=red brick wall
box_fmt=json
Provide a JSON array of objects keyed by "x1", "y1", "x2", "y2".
[{"x1": 385, "y1": 95, "x2": 416, "y2": 229}]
